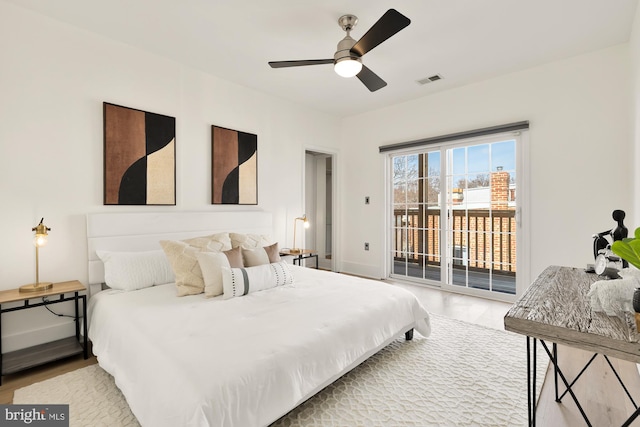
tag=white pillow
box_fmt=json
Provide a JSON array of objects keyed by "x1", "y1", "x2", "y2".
[
  {"x1": 221, "y1": 261, "x2": 293, "y2": 299},
  {"x1": 196, "y1": 251, "x2": 230, "y2": 298},
  {"x1": 96, "y1": 250, "x2": 174, "y2": 291}
]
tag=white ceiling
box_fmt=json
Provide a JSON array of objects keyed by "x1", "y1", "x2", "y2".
[{"x1": 5, "y1": 0, "x2": 638, "y2": 117}]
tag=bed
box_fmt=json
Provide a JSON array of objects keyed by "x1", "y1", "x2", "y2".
[{"x1": 86, "y1": 211, "x2": 431, "y2": 427}]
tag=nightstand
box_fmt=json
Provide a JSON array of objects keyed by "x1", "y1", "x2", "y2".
[
  {"x1": 280, "y1": 249, "x2": 319, "y2": 269},
  {"x1": 0, "y1": 280, "x2": 88, "y2": 385}
]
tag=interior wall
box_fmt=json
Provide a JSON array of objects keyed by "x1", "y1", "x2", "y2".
[
  {"x1": 631, "y1": 6, "x2": 640, "y2": 227},
  {"x1": 322, "y1": 156, "x2": 333, "y2": 269},
  {"x1": 304, "y1": 153, "x2": 317, "y2": 252},
  {"x1": 0, "y1": 2, "x2": 340, "y2": 351},
  {"x1": 314, "y1": 156, "x2": 327, "y2": 265},
  {"x1": 339, "y1": 44, "x2": 633, "y2": 284}
]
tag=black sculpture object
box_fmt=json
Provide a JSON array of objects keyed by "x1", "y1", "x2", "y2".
[{"x1": 612, "y1": 209, "x2": 628, "y2": 242}]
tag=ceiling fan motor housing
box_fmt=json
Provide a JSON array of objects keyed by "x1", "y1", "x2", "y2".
[{"x1": 334, "y1": 35, "x2": 361, "y2": 64}]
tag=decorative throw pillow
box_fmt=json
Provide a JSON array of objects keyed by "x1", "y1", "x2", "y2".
[
  {"x1": 182, "y1": 233, "x2": 232, "y2": 252},
  {"x1": 230, "y1": 232, "x2": 273, "y2": 249},
  {"x1": 221, "y1": 261, "x2": 293, "y2": 299},
  {"x1": 242, "y1": 247, "x2": 270, "y2": 267},
  {"x1": 160, "y1": 232, "x2": 232, "y2": 296},
  {"x1": 196, "y1": 251, "x2": 230, "y2": 298},
  {"x1": 223, "y1": 246, "x2": 244, "y2": 268},
  {"x1": 263, "y1": 242, "x2": 281, "y2": 263},
  {"x1": 97, "y1": 250, "x2": 174, "y2": 291}
]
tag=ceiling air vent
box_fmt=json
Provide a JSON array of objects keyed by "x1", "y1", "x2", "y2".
[{"x1": 417, "y1": 74, "x2": 443, "y2": 85}]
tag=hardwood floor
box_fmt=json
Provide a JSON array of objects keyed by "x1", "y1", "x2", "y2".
[
  {"x1": 0, "y1": 352, "x2": 97, "y2": 405},
  {"x1": 2, "y1": 281, "x2": 640, "y2": 426},
  {"x1": 391, "y1": 279, "x2": 640, "y2": 426}
]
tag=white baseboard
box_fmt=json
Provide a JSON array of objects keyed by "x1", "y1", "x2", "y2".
[
  {"x1": 339, "y1": 261, "x2": 384, "y2": 280},
  {"x1": 2, "y1": 320, "x2": 78, "y2": 353}
]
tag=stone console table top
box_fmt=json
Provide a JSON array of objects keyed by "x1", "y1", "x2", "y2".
[{"x1": 504, "y1": 265, "x2": 640, "y2": 363}]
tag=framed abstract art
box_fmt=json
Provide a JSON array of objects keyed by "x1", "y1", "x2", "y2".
[
  {"x1": 211, "y1": 125, "x2": 258, "y2": 205},
  {"x1": 103, "y1": 102, "x2": 176, "y2": 205}
]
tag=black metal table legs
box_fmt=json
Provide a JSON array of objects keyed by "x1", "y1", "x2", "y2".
[{"x1": 526, "y1": 337, "x2": 639, "y2": 426}]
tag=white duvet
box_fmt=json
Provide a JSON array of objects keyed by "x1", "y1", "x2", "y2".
[{"x1": 88, "y1": 266, "x2": 431, "y2": 427}]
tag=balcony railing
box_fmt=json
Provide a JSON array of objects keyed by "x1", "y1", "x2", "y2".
[{"x1": 393, "y1": 208, "x2": 516, "y2": 274}]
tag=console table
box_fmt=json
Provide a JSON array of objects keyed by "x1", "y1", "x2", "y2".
[
  {"x1": 279, "y1": 249, "x2": 319, "y2": 269},
  {"x1": 0, "y1": 280, "x2": 88, "y2": 385},
  {"x1": 504, "y1": 265, "x2": 640, "y2": 426}
]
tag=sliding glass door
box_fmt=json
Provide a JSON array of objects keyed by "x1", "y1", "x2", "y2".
[
  {"x1": 392, "y1": 149, "x2": 442, "y2": 281},
  {"x1": 390, "y1": 132, "x2": 524, "y2": 299}
]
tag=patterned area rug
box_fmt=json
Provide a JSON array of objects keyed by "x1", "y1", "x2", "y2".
[{"x1": 13, "y1": 314, "x2": 547, "y2": 427}]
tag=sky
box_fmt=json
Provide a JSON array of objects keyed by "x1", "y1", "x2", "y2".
[{"x1": 396, "y1": 139, "x2": 516, "y2": 183}]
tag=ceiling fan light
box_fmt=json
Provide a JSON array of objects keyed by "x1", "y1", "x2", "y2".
[{"x1": 334, "y1": 58, "x2": 362, "y2": 78}]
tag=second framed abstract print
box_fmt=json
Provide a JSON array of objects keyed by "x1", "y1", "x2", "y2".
[{"x1": 211, "y1": 125, "x2": 258, "y2": 205}]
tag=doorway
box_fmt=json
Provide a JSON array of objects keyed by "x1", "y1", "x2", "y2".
[{"x1": 305, "y1": 150, "x2": 334, "y2": 270}]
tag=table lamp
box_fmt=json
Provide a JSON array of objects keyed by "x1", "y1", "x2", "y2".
[
  {"x1": 290, "y1": 214, "x2": 310, "y2": 254},
  {"x1": 20, "y1": 218, "x2": 53, "y2": 293}
]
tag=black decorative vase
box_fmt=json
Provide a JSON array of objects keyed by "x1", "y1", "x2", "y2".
[{"x1": 633, "y1": 288, "x2": 640, "y2": 313}]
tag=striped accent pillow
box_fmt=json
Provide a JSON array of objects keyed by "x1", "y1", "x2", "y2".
[{"x1": 221, "y1": 261, "x2": 293, "y2": 299}]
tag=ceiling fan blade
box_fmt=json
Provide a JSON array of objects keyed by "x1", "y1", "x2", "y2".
[
  {"x1": 350, "y1": 9, "x2": 411, "y2": 57},
  {"x1": 269, "y1": 59, "x2": 333, "y2": 68},
  {"x1": 356, "y1": 65, "x2": 387, "y2": 92}
]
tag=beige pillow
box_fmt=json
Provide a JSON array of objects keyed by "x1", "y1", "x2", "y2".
[
  {"x1": 264, "y1": 242, "x2": 281, "y2": 263},
  {"x1": 196, "y1": 251, "x2": 230, "y2": 297},
  {"x1": 223, "y1": 246, "x2": 244, "y2": 268},
  {"x1": 183, "y1": 233, "x2": 231, "y2": 252},
  {"x1": 242, "y1": 247, "x2": 270, "y2": 267},
  {"x1": 160, "y1": 232, "x2": 232, "y2": 296},
  {"x1": 230, "y1": 232, "x2": 273, "y2": 249}
]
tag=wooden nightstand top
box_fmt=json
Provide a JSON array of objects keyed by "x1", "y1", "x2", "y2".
[
  {"x1": 0, "y1": 280, "x2": 85, "y2": 305},
  {"x1": 280, "y1": 249, "x2": 316, "y2": 256}
]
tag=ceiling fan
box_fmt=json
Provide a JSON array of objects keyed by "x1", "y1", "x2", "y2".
[{"x1": 268, "y1": 9, "x2": 410, "y2": 92}]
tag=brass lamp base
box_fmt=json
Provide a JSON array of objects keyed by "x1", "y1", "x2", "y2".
[
  {"x1": 19, "y1": 282, "x2": 53, "y2": 293},
  {"x1": 289, "y1": 248, "x2": 302, "y2": 254}
]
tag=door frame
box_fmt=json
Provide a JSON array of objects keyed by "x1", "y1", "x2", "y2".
[{"x1": 304, "y1": 147, "x2": 339, "y2": 272}]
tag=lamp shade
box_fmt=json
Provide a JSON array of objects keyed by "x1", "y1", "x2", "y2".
[
  {"x1": 334, "y1": 58, "x2": 362, "y2": 78},
  {"x1": 33, "y1": 222, "x2": 49, "y2": 247}
]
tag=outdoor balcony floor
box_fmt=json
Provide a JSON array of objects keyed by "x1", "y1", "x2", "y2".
[{"x1": 393, "y1": 261, "x2": 516, "y2": 294}]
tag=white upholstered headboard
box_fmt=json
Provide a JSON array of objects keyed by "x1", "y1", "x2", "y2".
[{"x1": 87, "y1": 211, "x2": 273, "y2": 287}]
